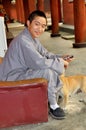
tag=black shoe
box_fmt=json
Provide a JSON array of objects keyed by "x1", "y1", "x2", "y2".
[{"x1": 49, "y1": 107, "x2": 65, "y2": 120}]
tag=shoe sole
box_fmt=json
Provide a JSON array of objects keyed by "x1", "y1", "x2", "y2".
[{"x1": 49, "y1": 111, "x2": 66, "y2": 120}]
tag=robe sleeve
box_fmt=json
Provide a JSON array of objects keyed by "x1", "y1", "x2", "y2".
[
  {"x1": 19, "y1": 39, "x2": 64, "y2": 75},
  {"x1": 36, "y1": 40, "x2": 62, "y2": 59}
]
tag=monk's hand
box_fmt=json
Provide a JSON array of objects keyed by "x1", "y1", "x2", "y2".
[{"x1": 63, "y1": 60, "x2": 69, "y2": 69}]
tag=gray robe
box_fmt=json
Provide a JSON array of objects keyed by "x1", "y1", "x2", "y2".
[{"x1": 0, "y1": 28, "x2": 64, "y2": 105}]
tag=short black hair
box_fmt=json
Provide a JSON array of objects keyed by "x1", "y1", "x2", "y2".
[{"x1": 28, "y1": 10, "x2": 47, "y2": 23}]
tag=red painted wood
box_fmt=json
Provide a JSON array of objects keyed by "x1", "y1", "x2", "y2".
[
  {"x1": 50, "y1": 0, "x2": 59, "y2": 36},
  {"x1": 0, "y1": 79, "x2": 48, "y2": 128},
  {"x1": 73, "y1": 0, "x2": 86, "y2": 43},
  {"x1": 37, "y1": 0, "x2": 44, "y2": 11}
]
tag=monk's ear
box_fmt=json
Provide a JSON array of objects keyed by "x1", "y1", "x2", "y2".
[{"x1": 27, "y1": 20, "x2": 30, "y2": 27}]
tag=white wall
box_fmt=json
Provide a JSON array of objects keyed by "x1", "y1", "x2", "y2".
[{"x1": 0, "y1": 16, "x2": 7, "y2": 57}]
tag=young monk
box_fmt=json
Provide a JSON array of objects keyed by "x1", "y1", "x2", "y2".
[{"x1": 0, "y1": 10, "x2": 73, "y2": 119}]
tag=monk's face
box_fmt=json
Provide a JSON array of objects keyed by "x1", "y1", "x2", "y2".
[{"x1": 27, "y1": 16, "x2": 47, "y2": 38}]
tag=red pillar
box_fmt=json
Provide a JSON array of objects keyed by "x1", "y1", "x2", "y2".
[
  {"x1": 15, "y1": 0, "x2": 20, "y2": 21},
  {"x1": 27, "y1": 0, "x2": 36, "y2": 14},
  {"x1": 73, "y1": 0, "x2": 86, "y2": 48},
  {"x1": 16, "y1": 0, "x2": 25, "y2": 23},
  {"x1": 50, "y1": 0, "x2": 60, "y2": 37},
  {"x1": 23, "y1": 0, "x2": 36, "y2": 24},
  {"x1": 58, "y1": 0, "x2": 62, "y2": 22},
  {"x1": 37, "y1": 0, "x2": 44, "y2": 11}
]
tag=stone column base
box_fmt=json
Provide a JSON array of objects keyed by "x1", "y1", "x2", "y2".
[
  {"x1": 73, "y1": 43, "x2": 86, "y2": 48},
  {"x1": 51, "y1": 33, "x2": 61, "y2": 37}
]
